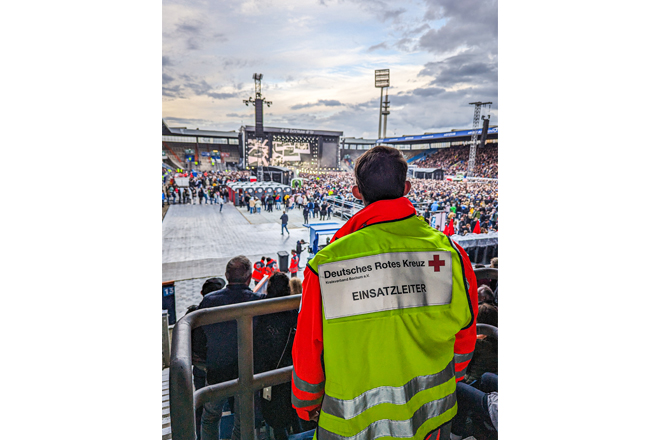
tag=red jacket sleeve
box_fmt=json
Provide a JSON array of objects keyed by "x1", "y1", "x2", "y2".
[
  {"x1": 291, "y1": 266, "x2": 325, "y2": 420},
  {"x1": 452, "y1": 242, "x2": 479, "y2": 382}
]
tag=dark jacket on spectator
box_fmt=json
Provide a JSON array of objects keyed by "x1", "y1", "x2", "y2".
[
  {"x1": 192, "y1": 284, "x2": 263, "y2": 385},
  {"x1": 254, "y1": 310, "x2": 299, "y2": 429}
]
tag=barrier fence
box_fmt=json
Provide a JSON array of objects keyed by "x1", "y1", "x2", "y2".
[{"x1": 169, "y1": 294, "x2": 302, "y2": 440}]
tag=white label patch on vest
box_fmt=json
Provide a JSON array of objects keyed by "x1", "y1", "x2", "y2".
[{"x1": 318, "y1": 251, "x2": 453, "y2": 320}]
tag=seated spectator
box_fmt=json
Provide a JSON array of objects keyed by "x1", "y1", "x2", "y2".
[
  {"x1": 254, "y1": 272, "x2": 302, "y2": 440},
  {"x1": 490, "y1": 257, "x2": 498, "y2": 269},
  {"x1": 464, "y1": 303, "x2": 498, "y2": 384},
  {"x1": 289, "y1": 277, "x2": 302, "y2": 296},
  {"x1": 453, "y1": 373, "x2": 498, "y2": 439},
  {"x1": 184, "y1": 277, "x2": 227, "y2": 440},
  {"x1": 192, "y1": 256, "x2": 263, "y2": 440},
  {"x1": 478, "y1": 285, "x2": 496, "y2": 305}
]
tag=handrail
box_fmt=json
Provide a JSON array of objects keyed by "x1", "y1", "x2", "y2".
[
  {"x1": 473, "y1": 267, "x2": 497, "y2": 281},
  {"x1": 476, "y1": 323, "x2": 498, "y2": 340},
  {"x1": 169, "y1": 294, "x2": 302, "y2": 440}
]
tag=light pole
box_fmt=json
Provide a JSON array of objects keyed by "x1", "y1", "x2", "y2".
[{"x1": 375, "y1": 69, "x2": 390, "y2": 139}]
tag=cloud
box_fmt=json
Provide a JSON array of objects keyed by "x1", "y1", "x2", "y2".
[
  {"x1": 183, "y1": 78, "x2": 239, "y2": 100},
  {"x1": 163, "y1": 116, "x2": 217, "y2": 128},
  {"x1": 162, "y1": 56, "x2": 172, "y2": 66},
  {"x1": 291, "y1": 99, "x2": 343, "y2": 110},
  {"x1": 419, "y1": 0, "x2": 498, "y2": 55},
  {"x1": 368, "y1": 42, "x2": 388, "y2": 52},
  {"x1": 419, "y1": 50, "x2": 497, "y2": 87},
  {"x1": 163, "y1": 73, "x2": 175, "y2": 84}
]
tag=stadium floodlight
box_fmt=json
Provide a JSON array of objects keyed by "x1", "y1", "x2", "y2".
[{"x1": 375, "y1": 69, "x2": 390, "y2": 88}]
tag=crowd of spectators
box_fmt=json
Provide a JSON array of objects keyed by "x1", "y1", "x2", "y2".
[
  {"x1": 162, "y1": 166, "x2": 498, "y2": 235},
  {"x1": 415, "y1": 144, "x2": 498, "y2": 179}
]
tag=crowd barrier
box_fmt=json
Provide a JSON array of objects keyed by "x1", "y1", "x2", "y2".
[{"x1": 169, "y1": 295, "x2": 302, "y2": 440}]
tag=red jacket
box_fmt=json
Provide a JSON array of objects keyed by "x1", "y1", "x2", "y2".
[
  {"x1": 252, "y1": 261, "x2": 265, "y2": 281},
  {"x1": 289, "y1": 254, "x2": 299, "y2": 273},
  {"x1": 291, "y1": 197, "x2": 478, "y2": 420}
]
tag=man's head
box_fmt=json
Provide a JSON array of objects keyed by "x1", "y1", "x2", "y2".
[
  {"x1": 225, "y1": 255, "x2": 252, "y2": 285},
  {"x1": 266, "y1": 272, "x2": 291, "y2": 299},
  {"x1": 353, "y1": 146, "x2": 410, "y2": 205},
  {"x1": 478, "y1": 285, "x2": 496, "y2": 305},
  {"x1": 201, "y1": 277, "x2": 226, "y2": 296}
]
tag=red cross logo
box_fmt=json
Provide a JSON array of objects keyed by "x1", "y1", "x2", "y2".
[{"x1": 428, "y1": 254, "x2": 446, "y2": 272}]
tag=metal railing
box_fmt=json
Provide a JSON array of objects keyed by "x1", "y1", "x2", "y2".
[{"x1": 169, "y1": 294, "x2": 302, "y2": 440}]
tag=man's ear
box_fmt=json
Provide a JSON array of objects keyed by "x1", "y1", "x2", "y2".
[
  {"x1": 352, "y1": 185, "x2": 363, "y2": 200},
  {"x1": 403, "y1": 181, "x2": 411, "y2": 196}
]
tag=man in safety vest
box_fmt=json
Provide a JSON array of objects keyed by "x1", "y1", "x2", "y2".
[
  {"x1": 252, "y1": 256, "x2": 266, "y2": 286},
  {"x1": 289, "y1": 250, "x2": 299, "y2": 278},
  {"x1": 291, "y1": 146, "x2": 478, "y2": 440}
]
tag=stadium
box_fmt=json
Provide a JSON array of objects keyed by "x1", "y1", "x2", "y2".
[{"x1": 163, "y1": 98, "x2": 499, "y2": 440}]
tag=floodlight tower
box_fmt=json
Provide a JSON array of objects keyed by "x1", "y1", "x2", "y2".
[
  {"x1": 467, "y1": 101, "x2": 492, "y2": 178},
  {"x1": 244, "y1": 73, "x2": 273, "y2": 182},
  {"x1": 375, "y1": 69, "x2": 390, "y2": 139}
]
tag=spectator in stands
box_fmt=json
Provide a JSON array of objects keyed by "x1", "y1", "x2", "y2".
[
  {"x1": 453, "y1": 373, "x2": 498, "y2": 439},
  {"x1": 478, "y1": 285, "x2": 496, "y2": 306},
  {"x1": 290, "y1": 277, "x2": 302, "y2": 296},
  {"x1": 185, "y1": 277, "x2": 227, "y2": 440},
  {"x1": 254, "y1": 272, "x2": 301, "y2": 440},
  {"x1": 490, "y1": 257, "x2": 498, "y2": 269},
  {"x1": 192, "y1": 256, "x2": 263, "y2": 440}
]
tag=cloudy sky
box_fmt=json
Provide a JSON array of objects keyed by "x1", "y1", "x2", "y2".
[{"x1": 162, "y1": 0, "x2": 497, "y2": 139}]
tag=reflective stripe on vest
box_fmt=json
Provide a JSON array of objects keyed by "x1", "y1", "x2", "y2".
[
  {"x1": 453, "y1": 352, "x2": 473, "y2": 365},
  {"x1": 293, "y1": 369, "x2": 325, "y2": 394},
  {"x1": 321, "y1": 360, "x2": 455, "y2": 420},
  {"x1": 317, "y1": 392, "x2": 457, "y2": 440},
  {"x1": 291, "y1": 393, "x2": 324, "y2": 408},
  {"x1": 454, "y1": 364, "x2": 468, "y2": 380}
]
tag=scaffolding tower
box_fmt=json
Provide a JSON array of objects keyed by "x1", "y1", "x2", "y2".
[{"x1": 467, "y1": 101, "x2": 492, "y2": 178}]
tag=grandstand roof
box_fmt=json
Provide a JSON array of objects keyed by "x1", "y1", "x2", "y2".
[
  {"x1": 341, "y1": 137, "x2": 377, "y2": 145},
  {"x1": 377, "y1": 127, "x2": 498, "y2": 144},
  {"x1": 162, "y1": 119, "x2": 239, "y2": 138}
]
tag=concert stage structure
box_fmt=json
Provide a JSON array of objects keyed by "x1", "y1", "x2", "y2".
[
  {"x1": 410, "y1": 167, "x2": 444, "y2": 180},
  {"x1": 241, "y1": 125, "x2": 343, "y2": 172},
  {"x1": 225, "y1": 181, "x2": 293, "y2": 205}
]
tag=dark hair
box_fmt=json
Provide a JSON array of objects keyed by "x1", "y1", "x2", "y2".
[
  {"x1": 478, "y1": 285, "x2": 496, "y2": 305},
  {"x1": 354, "y1": 146, "x2": 408, "y2": 204},
  {"x1": 266, "y1": 272, "x2": 291, "y2": 299},
  {"x1": 225, "y1": 255, "x2": 252, "y2": 284},
  {"x1": 289, "y1": 277, "x2": 303, "y2": 296},
  {"x1": 477, "y1": 303, "x2": 498, "y2": 327},
  {"x1": 201, "y1": 277, "x2": 226, "y2": 295}
]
